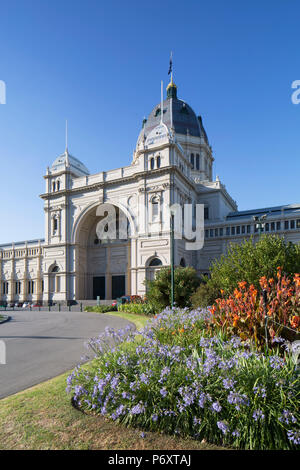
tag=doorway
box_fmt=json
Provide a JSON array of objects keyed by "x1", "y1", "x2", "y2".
[
  {"x1": 93, "y1": 276, "x2": 106, "y2": 300},
  {"x1": 112, "y1": 275, "x2": 125, "y2": 299}
]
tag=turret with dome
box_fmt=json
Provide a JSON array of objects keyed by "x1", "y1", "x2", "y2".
[{"x1": 135, "y1": 77, "x2": 213, "y2": 182}]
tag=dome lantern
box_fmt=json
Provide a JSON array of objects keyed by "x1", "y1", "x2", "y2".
[{"x1": 166, "y1": 76, "x2": 177, "y2": 99}]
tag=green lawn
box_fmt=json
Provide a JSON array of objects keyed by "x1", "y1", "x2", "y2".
[{"x1": 0, "y1": 311, "x2": 224, "y2": 450}]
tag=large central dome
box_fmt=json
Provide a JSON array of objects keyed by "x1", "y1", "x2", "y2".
[{"x1": 137, "y1": 80, "x2": 208, "y2": 146}]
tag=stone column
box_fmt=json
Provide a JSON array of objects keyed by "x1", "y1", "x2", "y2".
[{"x1": 126, "y1": 241, "x2": 131, "y2": 295}]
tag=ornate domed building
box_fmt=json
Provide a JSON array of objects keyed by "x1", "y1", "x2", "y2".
[{"x1": 1, "y1": 79, "x2": 300, "y2": 304}]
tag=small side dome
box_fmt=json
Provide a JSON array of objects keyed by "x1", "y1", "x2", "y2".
[{"x1": 50, "y1": 149, "x2": 90, "y2": 177}]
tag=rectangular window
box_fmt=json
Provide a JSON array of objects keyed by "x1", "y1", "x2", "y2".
[
  {"x1": 190, "y1": 154, "x2": 194, "y2": 169},
  {"x1": 219, "y1": 228, "x2": 223, "y2": 236},
  {"x1": 204, "y1": 207, "x2": 209, "y2": 220},
  {"x1": 231, "y1": 226, "x2": 235, "y2": 236},
  {"x1": 215, "y1": 228, "x2": 219, "y2": 237},
  {"x1": 290, "y1": 220, "x2": 295, "y2": 229},
  {"x1": 276, "y1": 221, "x2": 281, "y2": 230},
  {"x1": 284, "y1": 220, "x2": 289, "y2": 230},
  {"x1": 210, "y1": 229, "x2": 214, "y2": 237},
  {"x1": 226, "y1": 227, "x2": 230, "y2": 236},
  {"x1": 297, "y1": 219, "x2": 300, "y2": 229},
  {"x1": 242, "y1": 225, "x2": 245, "y2": 234},
  {"x1": 247, "y1": 225, "x2": 251, "y2": 234},
  {"x1": 205, "y1": 229, "x2": 209, "y2": 238},
  {"x1": 15, "y1": 281, "x2": 21, "y2": 295},
  {"x1": 28, "y1": 280, "x2": 35, "y2": 295},
  {"x1": 271, "y1": 222, "x2": 275, "y2": 231},
  {"x1": 265, "y1": 223, "x2": 269, "y2": 232},
  {"x1": 236, "y1": 226, "x2": 240, "y2": 235}
]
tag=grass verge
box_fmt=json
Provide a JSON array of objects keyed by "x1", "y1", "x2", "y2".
[{"x1": 0, "y1": 311, "x2": 224, "y2": 450}]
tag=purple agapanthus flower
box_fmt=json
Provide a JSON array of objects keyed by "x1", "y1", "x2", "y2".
[{"x1": 217, "y1": 421, "x2": 229, "y2": 434}]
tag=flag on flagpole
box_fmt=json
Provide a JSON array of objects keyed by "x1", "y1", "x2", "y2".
[{"x1": 168, "y1": 52, "x2": 173, "y2": 75}]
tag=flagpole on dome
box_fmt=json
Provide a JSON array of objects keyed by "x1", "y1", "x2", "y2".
[
  {"x1": 160, "y1": 80, "x2": 164, "y2": 124},
  {"x1": 65, "y1": 119, "x2": 68, "y2": 152},
  {"x1": 168, "y1": 51, "x2": 173, "y2": 83},
  {"x1": 65, "y1": 119, "x2": 70, "y2": 167}
]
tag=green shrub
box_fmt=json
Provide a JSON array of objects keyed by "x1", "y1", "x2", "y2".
[
  {"x1": 85, "y1": 305, "x2": 117, "y2": 313},
  {"x1": 118, "y1": 303, "x2": 156, "y2": 316},
  {"x1": 190, "y1": 276, "x2": 220, "y2": 308},
  {"x1": 211, "y1": 235, "x2": 300, "y2": 296},
  {"x1": 146, "y1": 266, "x2": 200, "y2": 310}
]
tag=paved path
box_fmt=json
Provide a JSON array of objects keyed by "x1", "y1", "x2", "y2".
[{"x1": 0, "y1": 310, "x2": 134, "y2": 399}]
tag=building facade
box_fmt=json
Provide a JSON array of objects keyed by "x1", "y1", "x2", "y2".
[{"x1": 1, "y1": 79, "x2": 300, "y2": 304}]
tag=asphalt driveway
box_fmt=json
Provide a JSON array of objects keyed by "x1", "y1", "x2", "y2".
[{"x1": 0, "y1": 310, "x2": 134, "y2": 399}]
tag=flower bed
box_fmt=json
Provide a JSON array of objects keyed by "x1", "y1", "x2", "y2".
[
  {"x1": 67, "y1": 308, "x2": 300, "y2": 450},
  {"x1": 210, "y1": 269, "x2": 300, "y2": 350}
]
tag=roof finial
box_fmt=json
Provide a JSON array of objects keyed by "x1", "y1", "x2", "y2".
[{"x1": 167, "y1": 52, "x2": 177, "y2": 99}]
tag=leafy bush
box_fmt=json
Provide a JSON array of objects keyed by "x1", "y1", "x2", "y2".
[
  {"x1": 146, "y1": 267, "x2": 200, "y2": 310},
  {"x1": 67, "y1": 309, "x2": 300, "y2": 450},
  {"x1": 209, "y1": 269, "x2": 300, "y2": 350},
  {"x1": 118, "y1": 303, "x2": 156, "y2": 316},
  {"x1": 190, "y1": 276, "x2": 221, "y2": 308},
  {"x1": 85, "y1": 305, "x2": 117, "y2": 313},
  {"x1": 209, "y1": 235, "x2": 300, "y2": 297}
]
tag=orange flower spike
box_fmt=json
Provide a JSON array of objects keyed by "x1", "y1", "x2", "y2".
[
  {"x1": 259, "y1": 276, "x2": 268, "y2": 289},
  {"x1": 238, "y1": 281, "x2": 247, "y2": 290},
  {"x1": 290, "y1": 316, "x2": 300, "y2": 329},
  {"x1": 234, "y1": 288, "x2": 242, "y2": 300}
]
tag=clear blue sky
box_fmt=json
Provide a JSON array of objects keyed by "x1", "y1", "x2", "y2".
[{"x1": 0, "y1": 0, "x2": 300, "y2": 244}]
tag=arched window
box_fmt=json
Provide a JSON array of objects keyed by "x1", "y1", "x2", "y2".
[
  {"x1": 57, "y1": 180, "x2": 60, "y2": 191},
  {"x1": 157, "y1": 155, "x2": 161, "y2": 168},
  {"x1": 150, "y1": 157, "x2": 155, "y2": 170},
  {"x1": 149, "y1": 257, "x2": 162, "y2": 267},
  {"x1": 50, "y1": 265, "x2": 60, "y2": 293},
  {"x1": 196, "y1": 154, "x2": 200, "y2": 170},
  {"x1": 191, "y1": 153, "x2": 194, "y2": 169},
  {"x1": 52, "y1": 181, "x2": 56, "y2": 192}
]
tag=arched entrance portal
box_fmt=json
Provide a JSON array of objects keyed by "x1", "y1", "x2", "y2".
[{"x1": 74, "y1": 204, "x2": 132, "y2": 300}]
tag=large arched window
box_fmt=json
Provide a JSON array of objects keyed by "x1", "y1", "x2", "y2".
[
  {"x1": 150, "y1": 157, "x2": 155, "y2": 170},
  {"x1": 157, "y1": 155, "x2": 161, "y2": 168}
]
